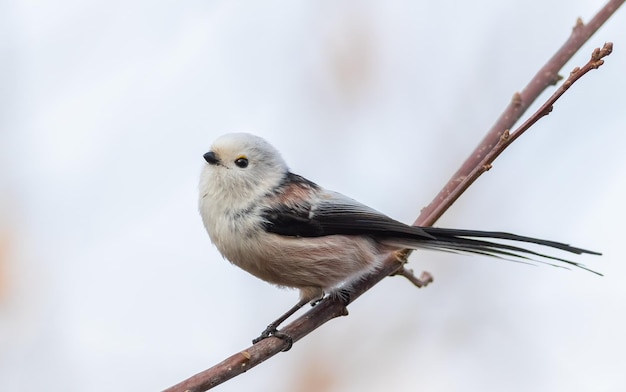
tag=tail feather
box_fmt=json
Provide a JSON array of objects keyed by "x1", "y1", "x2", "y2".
[
  {"x1": 420, "y1": 227, "x2": 601, "y2": 255},
  {"x1": 399, "y1": 226, "x2": 602, "y2": 275}
]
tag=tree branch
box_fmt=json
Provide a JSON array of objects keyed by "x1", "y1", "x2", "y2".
[
  {"x1": 417, "y1": 0, "x2": 624, "y2": 225},
  {"x1": 163, "y1": 1, "x2": 623, "y2": 391}
]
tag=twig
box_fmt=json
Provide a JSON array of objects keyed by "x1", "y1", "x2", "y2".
[
  {"x1": 393, "y1": 266, "x2": 434, "y2": 288},
  {"x1": 163, "y1": 2, "x2": 622, "y2": 391},
  {"x1": 417, "y1": 0, "x2": 623, "y2": 226},
  {"x1": 419, "y1": 42, "x2": 614, "y2": 220}
]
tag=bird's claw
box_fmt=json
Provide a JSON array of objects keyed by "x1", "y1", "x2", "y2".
[{"x1": 252, "y1": 328, "x2": 294, "y2": 352}]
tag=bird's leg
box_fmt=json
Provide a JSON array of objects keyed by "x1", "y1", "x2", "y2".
[
  {"x1": 334, "y1": 287, "x2": 352, "y2": 303},
  {"x1": 252, "y1": 298, "x2": 309, "y2": 350}
]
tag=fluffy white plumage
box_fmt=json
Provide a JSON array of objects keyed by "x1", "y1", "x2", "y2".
[
  {"x1": 198, "y1": 133, "x2": 600, "y2": 308},
  {"x1": 199, "y1": 133, "x2": 384, "y2": 302}
]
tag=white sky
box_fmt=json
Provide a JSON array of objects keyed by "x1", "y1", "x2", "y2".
[{"x1": 2, "y1": 1, "x2": 625, "y2": 391}]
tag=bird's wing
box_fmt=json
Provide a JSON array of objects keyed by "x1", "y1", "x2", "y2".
[
  {"x1": 259, "y1": 174, "x2": 601, "y2": 275},
  {"x1": 261, "y1": 187, "x2": 434, "y2": 240}
]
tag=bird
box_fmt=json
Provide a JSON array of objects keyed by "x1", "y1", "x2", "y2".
[{"x1": 198, "y1": 132, "x2": 600, "y2": 346}]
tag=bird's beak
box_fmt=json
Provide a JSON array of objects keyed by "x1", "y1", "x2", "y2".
[{"x1": 203, "y1": 151, "x2": 219, "y2": 165}]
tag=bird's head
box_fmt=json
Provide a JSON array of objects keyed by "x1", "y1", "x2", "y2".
[{"x1": 199, "y1": 133, "x2": 289, "y2": 208}]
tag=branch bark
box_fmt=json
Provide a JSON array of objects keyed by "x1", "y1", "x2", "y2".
[
  {"x1": 417, "y1": 0, "x2": 624, "y2": 225},
  {"x1": 164, "y1": 1, "x2": 623, "y2": 391}
]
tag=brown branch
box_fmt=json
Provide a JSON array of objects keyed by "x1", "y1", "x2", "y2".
[
  {"x1": 393, "y1": 266, "x2": 434, "y2": 288},
  {"x1": 417, "y1": 0, "x2": 624, "y2": 226},
  {"x1": 163, "y1": 2, "x2": 622, "y2": 391},
  {"x1": 416, "y1": 41, "x2": 614, "y2": 223}
]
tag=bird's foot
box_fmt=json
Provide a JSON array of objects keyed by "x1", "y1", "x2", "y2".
[{"x1": 252, "y1": 327, "x2": 293, "y2": 352}]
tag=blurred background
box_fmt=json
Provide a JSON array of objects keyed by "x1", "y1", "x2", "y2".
[{"x1": 1, "y1": 1, "x2": 625, "y2": 391}]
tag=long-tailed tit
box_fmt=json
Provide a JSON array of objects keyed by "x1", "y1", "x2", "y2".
[{"x1": 198, "y1": 133, "x2": 600, "y2": 346}]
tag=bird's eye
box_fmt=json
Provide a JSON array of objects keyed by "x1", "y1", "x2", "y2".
[{"x1": 234, "y1": 157, "x2": 249, "y2": 168}]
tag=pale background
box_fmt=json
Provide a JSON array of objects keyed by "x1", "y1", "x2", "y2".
[{"x1": 1, "y1": 1, "x2": 625, "y2": 391}]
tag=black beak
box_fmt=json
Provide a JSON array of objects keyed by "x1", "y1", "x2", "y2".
[{"x1": 203, "y1": 151, "x2": 219, "y2": 165}]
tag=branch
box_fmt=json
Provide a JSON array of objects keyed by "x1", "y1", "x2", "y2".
[
  {"x1": 163, "y1": 2, "x2": 622, "y2": 391},
  {"x1": 416, "y1": 41, "x2": 614, "y2": 228},
  {"x1": 417, "y1": 0, "x2": 624, "y2": 225}
]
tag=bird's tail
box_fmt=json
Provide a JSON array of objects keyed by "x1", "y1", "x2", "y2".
[{"x1": 386, "y1": 227, "x2": 602, "y2": 275}]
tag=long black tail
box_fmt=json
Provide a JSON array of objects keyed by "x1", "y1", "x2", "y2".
[{"x1": 414, "y1": 227, "x2": 602, "y2": 275}]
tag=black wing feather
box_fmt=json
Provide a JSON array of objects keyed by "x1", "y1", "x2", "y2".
[
  {"x1": 260, "y1": 172, "x2": 601, "y2": 274},
  {"x1": 261, "y1": 188, "x2": 435, "y2": 240}
]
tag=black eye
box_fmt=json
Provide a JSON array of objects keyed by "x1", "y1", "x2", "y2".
[{"x1": 234, "y1": 157, "x2": 249, "y2": 168}]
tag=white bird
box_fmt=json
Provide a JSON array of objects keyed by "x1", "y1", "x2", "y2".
[{"x1": 198, "y1": 132, "x2": 600, "y2": 345}]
